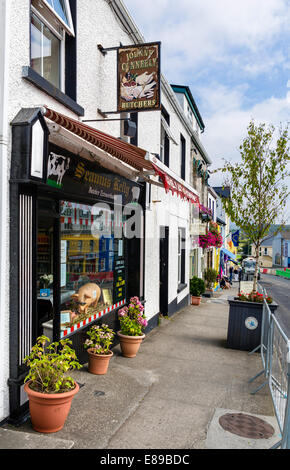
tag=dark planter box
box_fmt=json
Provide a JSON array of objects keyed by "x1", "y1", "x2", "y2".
[{"x1": 227, "y1": 297, "x2": 278, "y2": 351}]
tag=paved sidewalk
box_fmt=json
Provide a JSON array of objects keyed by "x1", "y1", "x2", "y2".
[{"x1": 1, "y1": 286, "x2": 280, "y2": 450}]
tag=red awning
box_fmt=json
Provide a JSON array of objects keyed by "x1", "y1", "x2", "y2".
[
  {"x1": 44, "y1": 107, "x2": 200, "y2": 206},
  {"x1": 151, "y1": 162, "x2": 200, "y2": 206},
  {"x1": 44, "y1": 106, "x2": 153, "y2": 172}
]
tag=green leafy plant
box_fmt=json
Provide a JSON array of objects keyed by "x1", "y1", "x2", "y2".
[
  {"x1": 190, "y1": 277, "x2": 206, "y2": 297},
  {"x1": 204, "y1": 268, "x2": 218, "y2": 288},
  {"x1": 24, "y1": 336, "x2": 82, "y2": 394},
  {"x1": 214, "y1": 121, "x2": 289, "y2": 293},
  {"x1": 118, "y1": 296, "x2": 147, "y2": 336},
  {"x1": 84, "y1": 324, "x2": 115, "y2": 355}
]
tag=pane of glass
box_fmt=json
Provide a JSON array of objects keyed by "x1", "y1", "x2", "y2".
[
  {"x1": 46, "y1": 0, "x2": 69, "y2": 26},
  {"x1": 42, "y1": 22, "x2": 60, "y2": 88},
  {"x1": 30, "y1": 13, "x2": 60, "y2": 88},
  {"x1": 31, "y1": 13, "x2": 42, "y2": 76},
  {"x1": 59, "y1": 201, "x2": 126, "y2": 333}
]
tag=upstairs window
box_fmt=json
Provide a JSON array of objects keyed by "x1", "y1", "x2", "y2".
[
  {"x1": 180, "y1": 134, "x2": 186, "y2": 180},
  {"x1": 30, "y1": 0, "x2": 74, "y2": 90},
  {"x1": 33, "y1": 0, "x2": 75, "y2": 36}
]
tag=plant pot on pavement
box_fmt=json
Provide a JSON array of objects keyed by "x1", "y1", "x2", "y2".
[
  {"x1": 24, "y1": 381, "x2": 79, "y2": 433},
  {"x1": 191, "y1": 296, "x2": 202, "y2": 306},
  {"x1": 117, "y1": 331, "x2": 145, "y2": 358},
  {"x1": 87, "y1": 349, "x2": 113, "y2": 375},
  {"x1": 190, "y1": 277, "x2": 205, "y2": 306}
]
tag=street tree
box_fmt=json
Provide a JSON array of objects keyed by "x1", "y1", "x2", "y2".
[{"x1": 218, "y1": 121, "x2": 289, "y2": 293}]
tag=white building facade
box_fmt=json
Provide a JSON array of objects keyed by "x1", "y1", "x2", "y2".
[{"x1": 0, "y1": 0, "x2": 206, "y2": 423}]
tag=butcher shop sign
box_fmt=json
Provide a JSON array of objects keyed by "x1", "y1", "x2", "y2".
[
  {"x1": 117, "y1": 42, "x2": 161, "y2": 113},
  {"x1": 46, "y1": 146, "x2": 142, "y2": 206}
]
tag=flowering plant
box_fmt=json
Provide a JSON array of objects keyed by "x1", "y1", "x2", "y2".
[
  {"x1": 118, "y1": 296, "x2": 147, "y2": 336},
  {"x1": 199, "y1": 204, "x2": 212, "y2": 217},
  {"x1": 40, "y1": 274, "x2": 53, "y2": 288},
  {"x1": 84, "y1": 324, "x2": 115, "y2": 355},
  {"x1": 24, "y1": 336, "x2": 82, "y2": 394},
  {"x1": 199, "y1": 232, "x2": 223, "y2": 249},
  {"x1": 237, "y1": 291, "x2": 273, "y2": 304}
]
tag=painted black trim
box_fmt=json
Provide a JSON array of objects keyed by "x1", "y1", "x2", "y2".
[
  {"x1": 65, "y1": 0, "x2": 77, "y2": 101},
  {"x1": 177, "y1": 282, "x2": 187, "y2": 294},
  {"x1": 130, "y1": 112, "x2": 138, "y2": 147},
  {"x1": 22, "y1": 66, "x2": 84, "y2": 116},
  {"x1": 180, "y1": 134, "x2": 186, "y2": 181},
  {"x1": 10, "y1": 108, "x2": 49, "y2": 184},
  {"x1": 145, "y1": 312, "x2": 160, "y2": 334},
  {"x1": 167, "y1": 293, "x2": 189, "y2": 317},
  {"x1": 159, "y1": 226, "x2": 169, "y2": 316}
]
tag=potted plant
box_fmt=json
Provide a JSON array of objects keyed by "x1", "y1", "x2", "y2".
[
  {"x1": 23, "y1": 335, "x2": 82, "y2": 433},
  {"x1": 204, "y1": 268, "x2": 218, "y2": 296},
  {"x1": 117, "y1": 296, "x2": 147, "y2": 358},
  {"x1": 190, "y1": 277, "x2": 206, "y2": 305},
  {"x1": 84, "y1": 323, "x2": 115, "y2": 375},
  {"x1": 39, "y1": 274, "x2": 53, "y2": 297}
]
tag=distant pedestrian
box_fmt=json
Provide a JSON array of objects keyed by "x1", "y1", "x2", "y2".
[
  {"x1": 229, "y1": 266, "x2": 233, "y2": 284},
  {"x1": 234, "y1": 267, "x2": 239, "y2": 282}
]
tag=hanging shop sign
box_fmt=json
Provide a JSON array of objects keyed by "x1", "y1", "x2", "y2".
[
  {"x1": 46, "y1": 145, "x2": 142, "y2": 206},
  {"x1": 117, "y1": 42, "x2": 161, "y2": 113}
]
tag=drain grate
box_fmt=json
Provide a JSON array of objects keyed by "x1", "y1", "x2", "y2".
[{"x1": 219, "y1": 413, "x2": 275, "y2": 439}]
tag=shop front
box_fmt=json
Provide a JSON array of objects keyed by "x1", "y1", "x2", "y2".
[{"x1": 8, "y1": 108, "x2": 146, "y2": 422}]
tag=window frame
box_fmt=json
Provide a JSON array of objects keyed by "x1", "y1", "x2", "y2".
[
  {"x1": 30, "y1": 6, "x2": 65, "y2": 91},
  {"x1": 178, "y1": 227, "x2": 186, "y2": 291},
  {"x1": 180, "y1": 134, "x2": 186, "y2": 180},
  {"x1": 36, "y1": 0, "x2": 75, "y2": 37}
]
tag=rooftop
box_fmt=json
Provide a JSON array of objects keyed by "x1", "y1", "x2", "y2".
[{"x1": 171, "y1": 84, "x2": 205, "y2": 133}]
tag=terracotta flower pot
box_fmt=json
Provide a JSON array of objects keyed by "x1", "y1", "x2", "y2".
[
  {"x1": 24, "y1": 380, "x2": 79, "y2": 433},
  {"x1": 191, "y1": 295, "x2": 202, "y2": 305},
  {"x1": 117, "y1": 331, "x2": 145, "y2": 358},
  {"x1": 87, "y1": 349, "x2": 113, "y2": 375}
]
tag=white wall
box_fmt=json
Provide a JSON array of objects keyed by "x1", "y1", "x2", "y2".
[
  {"x1": 1, "y1": 0, "x2": 195, "y2": 420},
  {"x1": 0, "y1": 0, "x2": 11, "y2": 422}
]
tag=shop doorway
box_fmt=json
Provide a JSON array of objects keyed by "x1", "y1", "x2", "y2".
[
  {"x1": 36, "y1": 198, "x2": 58, "y2": 338},
  {"x1": 159, "y1": 226, "x2": 169, "y2": 316}
]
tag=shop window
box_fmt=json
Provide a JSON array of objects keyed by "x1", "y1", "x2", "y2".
[
  {"x1": 58, "y1": 201, "x2": 126, "y2": 335},
  {"x1": 30, "y1": 0, "x2": 74, "y2": 90}
]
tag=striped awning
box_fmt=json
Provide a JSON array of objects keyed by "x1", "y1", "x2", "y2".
[
  {"x1": 150, "y1": 156, "x2": 200, "y2": 206},
  {"x1": 44, "y1": 106, "x2": 153, "y2": 172},
  {"x1": 44, "y1": 107, "x2": 200, "y2": 206}
]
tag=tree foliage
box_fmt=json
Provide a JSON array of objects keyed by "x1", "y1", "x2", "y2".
[{"x1": 218, "y1": 121, "x2": 289, "y2": 291}]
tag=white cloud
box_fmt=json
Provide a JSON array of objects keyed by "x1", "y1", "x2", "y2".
[
  {"x1": 124, "y1": 0, "x2": 290, "y2": 218},
  {"x1": 124, "y1": 0, "x2": 290, "y2": 76},
  {"x1": 200, "y1": 84, "x2": 290, "y2": 165}
]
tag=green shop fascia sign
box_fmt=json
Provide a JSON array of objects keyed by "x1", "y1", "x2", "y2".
[{"x1": 46, "y1": 144, "x2": 142, "y2": 206}]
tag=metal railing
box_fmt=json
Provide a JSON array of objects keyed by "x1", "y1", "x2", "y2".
[{"x1": 249, "y1": 285, "x2": 290, "y2": 449}]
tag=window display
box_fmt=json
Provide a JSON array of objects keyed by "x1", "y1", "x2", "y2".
[{"x1": 60, "y1": 201, "x2": 126, "y2": 334}]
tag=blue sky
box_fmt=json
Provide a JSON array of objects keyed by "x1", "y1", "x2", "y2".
[{"x1": 124, "y1": 0, "x2": 290, "y2": 219}]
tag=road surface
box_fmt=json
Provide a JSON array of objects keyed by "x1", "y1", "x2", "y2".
[{"x1": 259, "y1": 274, "x2": 290, "y2": 337}]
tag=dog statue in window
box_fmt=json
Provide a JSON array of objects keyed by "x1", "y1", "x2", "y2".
[{"x1": 71, "y1": 283, "x2": 102, "y2": 314}]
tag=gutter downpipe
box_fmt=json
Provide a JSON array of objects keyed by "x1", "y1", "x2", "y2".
[{"x1": 0, "y1": 0, "x2": 10, "y2": 421}]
